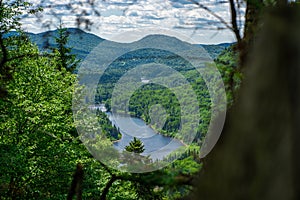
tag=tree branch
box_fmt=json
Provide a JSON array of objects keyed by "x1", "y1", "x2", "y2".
[
  {"x1": 100, "y1": 175, "x2": 117, "y2": 200},
  {"x1": 190, "y1": 0, "x2": 234, "y2": 32},
  {"x1": 229, "y1": 0, "x2": 242, "y2": 43}
]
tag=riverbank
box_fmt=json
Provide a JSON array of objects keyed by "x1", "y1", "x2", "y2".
[
  {"x1": 97, "y1": 106, "x2": 187, "y2": 151},
  {"x1": 147, "y1": 123, "x2": 188, "y2": 147}
]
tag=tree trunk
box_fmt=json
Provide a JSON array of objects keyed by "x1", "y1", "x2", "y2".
[
  {"x1": 190, "y1": 4, "x2": 300, "y2": 200},
  {"x1": 238, "y1": 0, "x2": 264, "y2": 70},
  {"x1": 67, "y1": 163, "x2": 83, "y2": 200}
]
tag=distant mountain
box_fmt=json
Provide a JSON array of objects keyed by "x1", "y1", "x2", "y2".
[
  {"x1": 195, "y1": 43, "x2": 234, "y2": 59},
  {"x1": 27, "y1": 28, "x2": 105, "y2": 59},
  {"x1": 8, "y1": 28, "x2": 232, "y2": 60}
]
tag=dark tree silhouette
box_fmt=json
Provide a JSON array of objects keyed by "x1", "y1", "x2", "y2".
[
  {"x1": 189, "y1": 3, "x2": 300, "y2": 200},
  {"x1": 67, "y1": 163, "x2": 84, "y2": 200}
]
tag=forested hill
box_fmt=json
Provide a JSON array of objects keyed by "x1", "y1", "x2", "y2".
[
  {"x1": 28, "y1": 28, "x2": 104, "y2": 59},
  {"x1": 8, "y1": 28, "x2": 232, "y2": 59},
  {"x1": 198, "y1": 43, "x2": 234, "y2": 59}
]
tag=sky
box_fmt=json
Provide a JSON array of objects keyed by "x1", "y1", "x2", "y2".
[{"x1": 21, "y1": 0, "x2": 245, "y2": 44}]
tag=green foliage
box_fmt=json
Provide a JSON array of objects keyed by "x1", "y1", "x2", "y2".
[
  {"x1": 0, "y1": 0, "x2": 39, "y2": 34},
  {"x1": 125, "y1": 137, "x2": 145, "y2": 154},
  {"x1": 0, "y1": 2, "x2": 240, "y2": 199},
  {"x1": 129, "y1": 83, "x2": 181, "y2": 132},
  {"x1": 0, "y1": 41, "x2": 237, "y2": 200},
  {"x1": 200, "y1": 43, "x2": 233, "y2": 59},
  {"x1": 52, "y1": 24, "x2": 80, "y2": 72},
  {"x1": 0, "y1": 0, "x2": 41, "y2": 98},
  {"x1": 0, "y1": 5, "x2": 115, "y2": 197},
  {"x1": 96, "y1": 110, "x2": 121, "y2": 141},
  {"x1": 0, "y1": 41, "x2": 77, "y2": 198},
  {"x1": 215, "y1": 46, "x2": 241, "y2": 106},
  {"x1": 95, "y1": 48, "x2": 213, "y2": 145}
]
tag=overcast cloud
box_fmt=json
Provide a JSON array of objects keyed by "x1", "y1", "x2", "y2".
[{"x1": 21, "y1": 0, "x2": 245, "y2": 44}]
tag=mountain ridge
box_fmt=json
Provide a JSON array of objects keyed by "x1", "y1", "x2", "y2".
[{"x1": 8, "y1": 28, "x2": 233, "y2": 59}]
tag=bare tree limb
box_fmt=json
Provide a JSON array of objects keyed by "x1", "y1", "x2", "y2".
[
  {"x1": 229, "y1": 0, "x2": 242, "y2": 43},
  {"x1": 190, "y1": 0, "x2": 234, "y2": 32}
]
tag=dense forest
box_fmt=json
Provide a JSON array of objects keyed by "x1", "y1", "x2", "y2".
[
  {"x1": 1, "y1": 0, "x2": 300, "y2": 200},
  {"x1": 0, "y1": 1, "x2": 228, "y2": 199},
  {"x1": 98, "y1": 45, "x2": 239, "y2": 139}
]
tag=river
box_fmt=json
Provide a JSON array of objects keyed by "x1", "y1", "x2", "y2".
[{"x1": 93, "y1": 104, "x2": 184, "y2": 160}]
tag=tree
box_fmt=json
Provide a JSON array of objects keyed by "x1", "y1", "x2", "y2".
[
  {"x1": 0, "y1": 0, "x2": 41, "y2": 98},
  {"x1": 194, "y1": 0, "x2": 288, "y2": 67},
  {"x1": 0, "y1": 39, "x2": 79, "y2": 198},
  {"x1": 53, "y1": 23, "x2": 79, "y2": 73},
  {"x1": 189, "y1": 3, "x2": 300, "y2": 200},
  {"x1": 191, "y1": 1, "x2": 291, "y2": 106},
  {"x1": 125, "y1": 137, "x2": 145, "y2": 154},
  {"x1": 0, "y1": 2, "x2": 88, "y2": 199}
]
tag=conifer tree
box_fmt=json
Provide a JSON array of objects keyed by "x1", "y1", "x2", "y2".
[
  {"x1": 125, "y1": 137, "x2": 145, "y2": 154},
  {"x1": 53, "y1": 23, "x2": 79, "y2": 73}
]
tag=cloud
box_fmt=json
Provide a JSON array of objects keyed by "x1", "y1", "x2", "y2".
[{"x1": 21, "y1": 0, "x2": 239, "y2": 44}]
